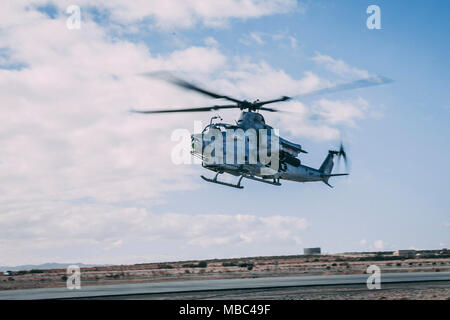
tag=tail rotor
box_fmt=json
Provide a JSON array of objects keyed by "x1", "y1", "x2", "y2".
[{"x1": 336, "y1": 142, "x2": 348, "y2": 172}]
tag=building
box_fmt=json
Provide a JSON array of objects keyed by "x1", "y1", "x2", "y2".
[
  {"x1": 393, "y1": 250, "x2": 416, "y2": 258},
  {"x1": 415, "y1": 252, "x2": 435, "y2": 258},
  {"x1": 304, "y1": 247, "x2": 321, "y2": 255}
]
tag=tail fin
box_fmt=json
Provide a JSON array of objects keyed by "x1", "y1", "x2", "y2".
[
  {"x1": 319, "y1": 152, "x2": 334, "y2": 175},
  {"x1": 319, "y1": 152, "x2": 335, "y2": 187},
  {"x1": 319, "y1": 150, "x2": 349, "y2": 187}
]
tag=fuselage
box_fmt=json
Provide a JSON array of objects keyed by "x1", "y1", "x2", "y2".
[
  {"x1": 277, "y1": 163, "x2": 325, "y2": 182},
  {"x1": 191, "y1": 111, "x2": 333, "y2": 185},
  {"x1": 200, "y1": 162, "x2": 325, "y2": 183}
]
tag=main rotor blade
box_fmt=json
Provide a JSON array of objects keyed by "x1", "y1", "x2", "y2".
[
  {"x1": 258, "y1": 106, "x2": 280, "y2": 112},
  {"x1": 141, "y1": 72, "x2": 244, "y2": 104},
  {"x1": 130, "y1": 105, "x2": 238, "y2": 114},
  {"x1": 292, "y1": 76, "x2": 393, "y2": 99},
  {"x1": 254, "y1": 96, "x2": 291, "y2": 107}
]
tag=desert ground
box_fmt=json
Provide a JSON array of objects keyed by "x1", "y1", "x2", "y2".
[
  {"x1": 93, "y1": 281, "x2": 450, "y2": 300},
  {"x1": 2, "y1": 251, "x2": 449, "y2": 299}
]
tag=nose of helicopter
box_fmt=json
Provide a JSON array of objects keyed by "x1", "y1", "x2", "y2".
[{"x1": 191, "y1": 134, "x2": 202, "y2": 151}]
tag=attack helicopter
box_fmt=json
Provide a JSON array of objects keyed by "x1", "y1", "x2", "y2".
[{"x1": 132, "y1": 72, "x2": 391, "y2": 189}]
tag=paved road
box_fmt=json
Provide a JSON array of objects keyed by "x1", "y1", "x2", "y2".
[{"x1": 1, "y1": 272, "x2": 449, "y2": 300}]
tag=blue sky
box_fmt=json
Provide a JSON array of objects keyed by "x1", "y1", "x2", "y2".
[
  {"x1": 146, "y1": 0, "x2": 450, "y2": 254},
  {"x1": 0, "y1": 1, "x2": 449, "y2": 265}
]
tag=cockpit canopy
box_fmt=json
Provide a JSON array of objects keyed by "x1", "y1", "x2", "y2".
[{"x1": 237, "y1": 112, "x2": 265, "y2": 124}]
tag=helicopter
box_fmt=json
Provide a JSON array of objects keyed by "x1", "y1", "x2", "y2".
[{"x1": 132, "y1": 72, "x2": 392, "y2": 189}]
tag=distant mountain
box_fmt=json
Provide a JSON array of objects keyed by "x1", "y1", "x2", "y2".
[{"x1": 0, "y1": 263, "x2": 104, "y2": 272}]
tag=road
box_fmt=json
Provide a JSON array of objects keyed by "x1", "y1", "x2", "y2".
[{"x1": 1, "y1": 272, "x2": 449, "y2": 300}]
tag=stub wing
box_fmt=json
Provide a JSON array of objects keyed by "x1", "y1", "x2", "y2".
[{"x1": 279, "y1": 137, "x2": 307, "y2": 156}]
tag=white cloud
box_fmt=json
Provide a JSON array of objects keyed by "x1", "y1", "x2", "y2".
[
  {"x1": 359, "y1": 238, "x2": 367, "y2": 246},
  {"x1": 162, "y1": 46, "x2": 227, "y2": 73},
  {"x1": 239, "y1": 31, "x2": 298, "y2": 48},
  {"x1": 0, "y1": 2, "x2": 378, "y2": 265},
  {"x1": 214, "y1": 61, "x2": 370, "y2": 140},
  {"x1": 312, "y1": 97, "x2": 369, "y2": 127},
  {"x1": 250, "y1": 32, "x2": 265, "y2": 44},
  {"x1": 0, "y1": 5, "x2": 370, "y2": 204},
  {"x1": 0, "y1": 10, "x2": 233, "y2": 205},
  {"x1": 312, "y1": 52, "x2": 370, "y2": 79},
  {"x1": 106, "y1": 0, "x2": 298, "y2": 28},
  {"x1": 374, "y1": 240, "x2": 384, "y2": 250},
  {"x1": 0, "y1": 201, "x2": 308, "y2": 265},
  {"x1": 8, "y1": 0, "x2": 298, "y2": 29},
  {"x1": 204, "y1": 36, "x2": 219, "y2": 47},
  {"x1": 105, "y1": 239, "x2": 123, "y2": 251}
]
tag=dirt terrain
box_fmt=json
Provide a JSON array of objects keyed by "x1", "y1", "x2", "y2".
[
  {"x1": 2, "y1": 252, "x2": 449, "y2": 295},
  {"x1": 97, "y1": 281, "x2": 450, "y2": 300}
]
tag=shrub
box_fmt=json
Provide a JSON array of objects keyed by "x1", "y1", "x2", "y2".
[
  {"x1": 30, "y1": 269, "x2": 44, "y2": 274},
  {"x1": 183, "y1": 261, "x2": 207, "y2": 268}
]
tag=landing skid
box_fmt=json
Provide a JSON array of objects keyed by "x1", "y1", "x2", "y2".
[
  {"x1": 244, "y1": 175, "x2": 281, "y2": 186},
  {"x1": 201, "y1": 173, "x2": 244, "y2": 189},
  {"x1": 200, "y1": 172, "x2": 281, "y2": 189}
]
